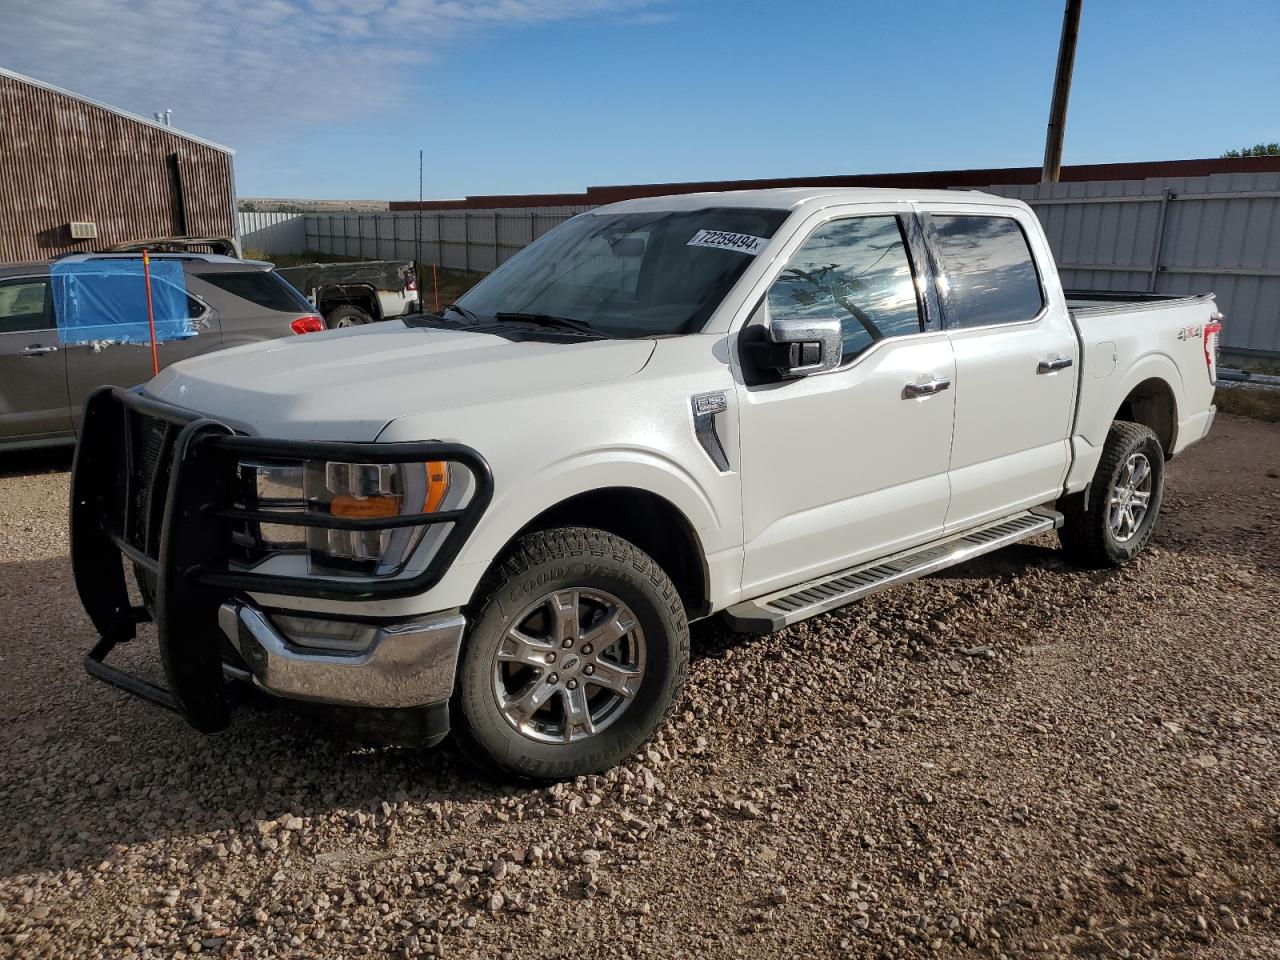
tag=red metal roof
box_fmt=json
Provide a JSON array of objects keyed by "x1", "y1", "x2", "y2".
[{"x1": 390, "y1": 156, "x2": 1280, "y2": 212}]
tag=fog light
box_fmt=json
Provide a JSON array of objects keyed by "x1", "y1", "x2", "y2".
[{"x1": 271, "y1": 614, "x2": 377, "y2": 654}]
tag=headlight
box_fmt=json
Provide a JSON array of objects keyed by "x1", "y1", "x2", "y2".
[{"x1": 231, "y1": 458, "x2": 453, "y2": 578}]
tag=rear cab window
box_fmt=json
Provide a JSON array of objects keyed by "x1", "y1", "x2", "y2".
[{"x1": 926, "y1": 214, "x2": 1044, "y2": 328}]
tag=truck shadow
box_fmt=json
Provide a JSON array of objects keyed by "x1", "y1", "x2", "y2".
[
  {"x1": 0, "y1": 530, "x2": 1210, "y2": 881},
  {"x1": 0, "y1": 554, "x2": 541, "y2": 881},
  {"x1": 0, "y1": 446, "x2": 73, "y2": 477},
  {"x1": 3, "y1": 549, "x2": 817, "y2": 881},
  {"x1": 685, "y1": 542, "x2": 1069, "y2": 657},
  {"x1": 924, "y1": 541, "x2": 1066, "y2": 580}
]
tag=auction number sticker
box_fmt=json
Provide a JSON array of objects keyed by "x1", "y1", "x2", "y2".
[{"x1": 687, "y1": 229, "x2": 768, "y2": 255}]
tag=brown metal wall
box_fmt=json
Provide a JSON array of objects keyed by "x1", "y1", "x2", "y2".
[{"x1": 0, "y1": 73, "x2": 235, "y2": 263}]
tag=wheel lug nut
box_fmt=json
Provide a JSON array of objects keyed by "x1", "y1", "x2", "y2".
[
  {"x1": 583, "y1": 665, "x2": 594, "y2": 676},
  {"x1": 581, "y1": 644, "x2": 593, "y2": 655},
  {"x1": 562, "y1": 638, "x2": 574, "y2": 649},
  {"x1": 566, "y1": 679, "x2": 578, "y2": 690},
  {"x1": 547, "y1": 673, "x2": 559, "y2": 685},
  {"x1": 546, "y1": 652, "x2": 556, "y2": 663}
]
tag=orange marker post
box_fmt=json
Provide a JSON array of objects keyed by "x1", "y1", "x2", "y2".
[
  {"x1": 432, "y1": 264, "x2": 441, "y2": 313},
  {"x1": 142, "y1": 249, "x2": 159, "y2": 376}
]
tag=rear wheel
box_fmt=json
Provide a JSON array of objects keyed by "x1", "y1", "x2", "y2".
[
  {"x1": 325, "y1": 304, "x2": 374, "y2": 328},
  {"x1": 1058, "y1": 421, "x2": 1165, "y2": 568},
  {"x1": 455, "y1": 527, "x2": 689, "y2": 781}
]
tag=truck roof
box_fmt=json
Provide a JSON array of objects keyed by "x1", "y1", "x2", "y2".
[{"x1": 595, "y1": 186, "x2": 1021, "y2": 213}]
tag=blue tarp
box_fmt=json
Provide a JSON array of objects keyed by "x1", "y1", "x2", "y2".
[{"x1": 51, "y1": 259, "x2": 194, "y2": 345}]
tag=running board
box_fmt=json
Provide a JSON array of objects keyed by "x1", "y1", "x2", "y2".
[{"x1": 724, "y1": 509, "x2": 1062, "y2": 633}]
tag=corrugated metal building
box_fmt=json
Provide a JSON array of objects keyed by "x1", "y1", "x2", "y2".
[{"x1": 0, "y1": 68, "x2": 235, "y2": 263}]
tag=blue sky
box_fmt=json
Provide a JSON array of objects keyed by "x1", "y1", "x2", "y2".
[{"x1": 4, "y1": 0, "x2": 1278, "y2": 201}]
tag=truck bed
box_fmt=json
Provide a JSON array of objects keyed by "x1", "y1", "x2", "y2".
[
  {"x1": 1065, "y1": 289, "x2": 1215, "y2": 318},
  {"x1": 275, "y1": 260, "x2": 412, "y2": 295},
  {"x1": 1064, "y1": 286, "x2": 1220, "y2": 468}
]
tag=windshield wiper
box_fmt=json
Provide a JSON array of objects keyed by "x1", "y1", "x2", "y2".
[
  {"x1": 444, "y1": 302, "x2": 483, "y2": 323},
  {"x1": 493, "y1": 312, "x2": 601, "y2": 336}
]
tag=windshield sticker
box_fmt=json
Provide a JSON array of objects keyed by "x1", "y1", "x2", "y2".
[{"x1": 687, "y1": 229, "x2": 768, "y2": 255}]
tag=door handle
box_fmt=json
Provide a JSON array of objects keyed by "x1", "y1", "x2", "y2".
[
  {"x1": 1037, "y1": 356, "x2": 1074, "y2": 374},
  {"x1": 903, "y1": 376, "x2": 951, "y2": 398},
  {"x1": 19, "y1": 345, "x2": 58, "y2": 357}
]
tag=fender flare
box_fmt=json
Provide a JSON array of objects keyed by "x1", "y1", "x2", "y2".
[
  {"x1": 453, "y1": 448, "x2": 724, "y2": 577},
  {"x1": 1080, "y1": 350, "x2": 1185, "y2": 449}
]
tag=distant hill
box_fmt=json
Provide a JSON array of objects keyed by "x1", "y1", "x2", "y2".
[{"x1": 238, "y1": 198, "x2": 389, "y2": 213}]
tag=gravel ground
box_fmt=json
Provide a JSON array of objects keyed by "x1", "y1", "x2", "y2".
[{"x1": 1, "y1": 414, "x2": 1278, "y2": 959}]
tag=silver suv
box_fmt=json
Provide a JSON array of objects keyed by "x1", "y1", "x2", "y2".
[{"x1": 0, "y1": 254, "x2": 322, "y2": 450}]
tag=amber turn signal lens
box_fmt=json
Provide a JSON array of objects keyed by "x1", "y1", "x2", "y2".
[
  {"x1": 423, "y1": 461, "x2": 450, "y2": 513},
  {"x1": 330, "y1": 494, "x2": 402, "y2": 519}
]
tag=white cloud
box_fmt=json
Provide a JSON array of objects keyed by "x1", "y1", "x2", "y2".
[{"x1": 0, "y1": 0, "x2": 649, "y2": 147}]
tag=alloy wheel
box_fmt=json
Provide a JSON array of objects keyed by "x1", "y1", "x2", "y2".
[
  {"x1": 1107, "y1": 452, "x2": 1153, "y2": 543},
  {"x1": 491, "y1": 588, "x2": 646, "y2": 744}
]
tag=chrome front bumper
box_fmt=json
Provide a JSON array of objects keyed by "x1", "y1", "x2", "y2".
[{"x1": 217, "y1": 602, "x2": 465, "y2": 708}]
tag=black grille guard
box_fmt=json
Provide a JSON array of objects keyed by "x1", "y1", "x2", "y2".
[{"x1": 69, "y1": 385, "x2": 493, "y2": 731}]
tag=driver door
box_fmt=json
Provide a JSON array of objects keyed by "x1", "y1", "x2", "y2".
[{"x1": 735, "y1": 208, "x2": 956, "y2": 598}]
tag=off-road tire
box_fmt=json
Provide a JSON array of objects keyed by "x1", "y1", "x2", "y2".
[
  {"x1": 1058, "y1": 421, "x2": 1165, "y2": 568},
  {"x1": 325, "y1": 304, "x2": 374, "y2": 329},
  {"x1": 454, "y1": 526, "x2": 689, "y2": 782}
]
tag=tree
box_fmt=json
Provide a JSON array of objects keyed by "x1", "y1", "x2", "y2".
[{"x1": 1222, "y1": 142, "x2": 1280, "y2": 158}]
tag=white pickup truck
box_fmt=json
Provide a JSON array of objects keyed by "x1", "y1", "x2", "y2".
[{"x1": 70, "y1": 188, "x2": 1222, "y2": 780}]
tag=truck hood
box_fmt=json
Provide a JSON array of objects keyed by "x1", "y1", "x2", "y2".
[{"x1": 145, "y1": 322, "x2": 656, "y2": 440}]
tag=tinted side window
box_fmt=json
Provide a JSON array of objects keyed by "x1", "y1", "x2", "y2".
[
  {"x1": 767, "y1": 216, "x2": 921, "y2": 360},
  {"x1": 929, "y1": 215, "x2": 1044, "y2": 328},
  {"x1": 195, "y1": 271, "x2": 311, "y2": 312},
  {"x1": 0, "y1": 279, "x2": 51, "y2": 333}
]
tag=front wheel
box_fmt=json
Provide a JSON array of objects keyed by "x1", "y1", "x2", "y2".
[
  {"x1": 455, "y1": 527, "x2": 689, "y2": 781},
  {"x1": 1058, "y1": 421, "x2": 1165, "y2": 568}
]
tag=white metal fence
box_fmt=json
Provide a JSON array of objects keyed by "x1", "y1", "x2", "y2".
[
  {"x1": 240, "y1": 176, "x2": 1280, "y2": 357},
  {"x1": 237, "y1": 211, "x2": 307, "y2": 255},
  {"x1": 303, "y1": 206, "x2": 593, "y2": 274},
  {"x1": 985, "y1": 172, "x2": 1280, "y2": 357}
]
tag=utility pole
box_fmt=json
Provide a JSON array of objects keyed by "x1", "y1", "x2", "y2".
[
  {"x1": 414, "y1": 147, "x2": 424, "y2": 308},
  {"x1": 416, "y1": 149, "x2": 423, "y2": 278},
  {"x1": 1041, "y1": 0, "x2": 1083, "y2": 183}
]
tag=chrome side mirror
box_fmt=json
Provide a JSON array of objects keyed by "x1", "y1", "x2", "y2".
[{"x1": 761, "y1": 317, "x2": 843, "y2": 377}]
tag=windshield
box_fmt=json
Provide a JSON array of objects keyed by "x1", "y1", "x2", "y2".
[{"x1": 455, "y1": 207, "x2": 789, "y2": 337}]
